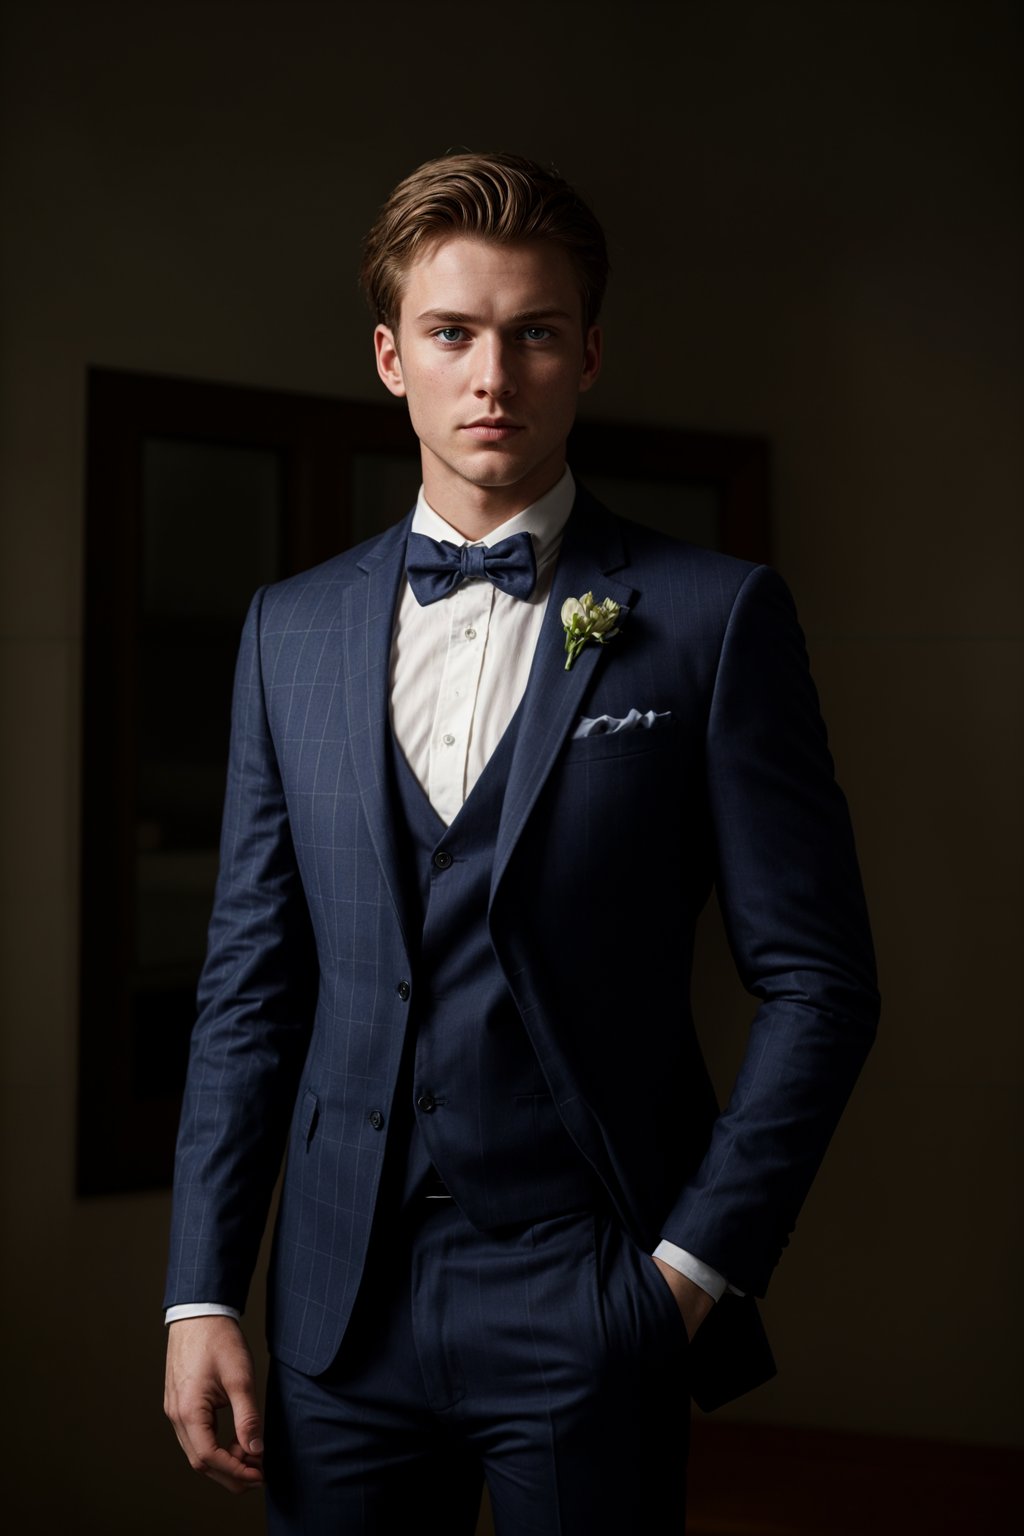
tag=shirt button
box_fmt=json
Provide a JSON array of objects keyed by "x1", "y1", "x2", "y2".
[
  {"x1": 416, "y1": 1093, "x2": 437, "y2": 1114},
  {"x1": 368, "y1": 1109, "x2": 385, "y2": 1131},
  {"x1": 396, "y1": 980, "x2": 411, "y2": 1000},
  {"x1": 464, "y1": 627, "x2": 477, "y2": 640},
  {"x1": 432, "y1": 850, "x2": 453, "y2": 870},
  {"x1": 442, "y1": 733, "x2": 456, "y2": 747}
]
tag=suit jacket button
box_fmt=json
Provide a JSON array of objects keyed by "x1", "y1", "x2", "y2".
[
  {"x1": 368, "y1": 1109, "x2": 385, "y2": 1131},
  {"x1": 396, "y1": 980, "x2": 411, "y2": 1000},
  {"x1": 432, "y1": 850, "x2": 453, "y2": 870},
  {"x1": 416, "y1": 1093, "x2": 437, "y2": 1113}
]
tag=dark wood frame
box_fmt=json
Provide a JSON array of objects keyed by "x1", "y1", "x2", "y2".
[
  {"x1": 78, "y1": 369, "x2": 419, "y2": 1196},
  {"x1": 77, "y1": 367, "x2": 770, "y2": 1196}
]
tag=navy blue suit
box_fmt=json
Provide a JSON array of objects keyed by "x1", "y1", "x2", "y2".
[{"x1": 165, "y1": 486, "x2": 878, "y2": 1515}]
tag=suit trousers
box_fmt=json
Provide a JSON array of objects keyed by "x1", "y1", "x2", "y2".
[{"x1": 264, "y1": 1198, "x2": 692, "y2": 1534}]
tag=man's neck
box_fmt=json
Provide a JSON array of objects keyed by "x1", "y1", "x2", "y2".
[{"x1": 421, "y1": 463, "x2": 568, "y2": 542}]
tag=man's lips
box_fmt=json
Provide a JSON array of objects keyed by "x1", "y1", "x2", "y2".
[{"x1": 461, "y1": 419, "x2": 524, "y2": 441}]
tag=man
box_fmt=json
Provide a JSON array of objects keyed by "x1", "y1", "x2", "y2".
[{"x1": 164, "y1": 152, "x2": 879, "y2": 1533}]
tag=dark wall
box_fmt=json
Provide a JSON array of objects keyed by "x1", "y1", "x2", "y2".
[{"x1": 0, "y1": 1, "x2": 1020, "y2": 1529}]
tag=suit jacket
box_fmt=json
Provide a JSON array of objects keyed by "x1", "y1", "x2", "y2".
[{"x1": 165, "y1": 485, "x2": 879, "y2": 1410}]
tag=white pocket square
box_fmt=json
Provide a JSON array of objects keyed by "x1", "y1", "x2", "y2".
[{"x1": 572, "y1": 708, "x2": 672, "y2": 740}]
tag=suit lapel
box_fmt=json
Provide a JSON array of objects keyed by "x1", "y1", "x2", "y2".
[
  {"x1": 490, "y1": 490, "x2": 637, "y2": 905},
  {"x1": 339, "y1": 514, "x2": 412, "y2": 948}
]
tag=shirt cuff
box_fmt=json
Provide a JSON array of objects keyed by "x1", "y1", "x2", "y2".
[
  {"x1": 653, "y1": 1240, "x2": 741, "y2": 1301},
  {"x1": 164, "y1": 1303, "x2": 241, "y2": 1326}
]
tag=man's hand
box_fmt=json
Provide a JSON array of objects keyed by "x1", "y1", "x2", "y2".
[
  {"x1": 164, "y1": 1316, "x2": 265, "y2": 1493},
  {"x1": 651, "y1": 1257, "x2": 715, "y2": 1342}
]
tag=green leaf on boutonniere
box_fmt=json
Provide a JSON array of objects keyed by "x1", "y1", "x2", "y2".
[{"x1": 560, "y1": 592, "x2": 622, "y2": 671}]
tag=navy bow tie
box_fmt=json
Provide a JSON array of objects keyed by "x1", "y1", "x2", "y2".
[{"x1": 405, "y1": 530, "x2": 537, "y2": 606}]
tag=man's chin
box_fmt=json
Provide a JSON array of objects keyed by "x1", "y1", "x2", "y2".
[
  {"x1": 450, "y1": 448, "x2": 564, "y2": 495},
  {"x1": 420, "y1": 441, "x2": 568, "y2": 510}
]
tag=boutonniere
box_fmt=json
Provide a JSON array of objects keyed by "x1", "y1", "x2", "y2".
[{"x1": 560, "y1": 592, "x2": 623, "y2": 671}]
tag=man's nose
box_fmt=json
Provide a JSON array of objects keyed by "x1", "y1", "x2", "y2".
[{"x1": 473, "y1": 336, "x2": 516, "y2": 399}]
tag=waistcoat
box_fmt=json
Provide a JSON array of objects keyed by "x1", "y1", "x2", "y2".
[{"x1": 386, "y1": 716, "x2": 602, "y2": 1229}]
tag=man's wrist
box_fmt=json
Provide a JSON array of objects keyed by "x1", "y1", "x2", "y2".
[
  {"x1": 652, "y1": 1239, "x2": 731, "y2": 1301},
  {"x1": 651, "y1": 1257, "x2": 716, "y2": 1341}
]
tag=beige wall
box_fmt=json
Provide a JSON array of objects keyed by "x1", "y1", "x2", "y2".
[{"x1": 1, "y1": 1, "x2": 1020, "y2": 1528}]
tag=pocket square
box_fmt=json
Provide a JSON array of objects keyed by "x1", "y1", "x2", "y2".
[{"x1": 572, "y1": 708, "x2": 672, "y2": 739}]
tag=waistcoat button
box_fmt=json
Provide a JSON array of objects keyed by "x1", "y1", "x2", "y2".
[
  {"x1": 396, "y1": 980, "x2": 411, "y2": 1000},
  {"x1": 368, "y1": 1109, "x2": 384, "y2": 1131},
  {"x1": 416, "y1": 1093, "x2": 437, "y2": 1113},
  {"x1": 432, "y1": 850, "x2": 453, "y2": 870}
]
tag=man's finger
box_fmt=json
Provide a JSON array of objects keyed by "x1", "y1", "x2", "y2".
[
  {"x1": 182, "y1": 1411, "x2": 264, "y2": 1491},
  {"x1": 168, "y1": 1381, "x2": 264, "y2": 1492},
  {"x1": 227, "y1": 1381, "x2": 264, "y2": 1458},
  {"x1": 226, "y1": 1437, "x2": 265, "y2": 1471}
]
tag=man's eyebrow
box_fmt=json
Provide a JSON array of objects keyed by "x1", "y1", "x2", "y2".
[
  {"x1": 415, "y1": 309, "x2": 474, "y2": 324},
  {"x1": 507, "y1": 308, "x2": 575, "y2": 324},
  {"x1": 414, "y1": 307, "x2": 576, "y2": 325}
]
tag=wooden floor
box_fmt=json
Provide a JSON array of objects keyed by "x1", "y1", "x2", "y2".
[
  {"x1": 686, "y1": 1422, "x2": 1022, "y2": 1536},
  {"x1": 474, "y1": 1423, "x2": 1022, "y2": 1534}
]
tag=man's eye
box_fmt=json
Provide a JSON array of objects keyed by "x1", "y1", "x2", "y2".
[
  {"x1": 435, "y1": 327, "x2": 465, "y2": 343},
  {"x1": 521, "y1": 326, "x2": 552, "y2": 341}
]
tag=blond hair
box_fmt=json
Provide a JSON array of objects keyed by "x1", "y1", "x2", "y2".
[{"x1": 360, "y1": 151, "x2": 609, "y2": 332}]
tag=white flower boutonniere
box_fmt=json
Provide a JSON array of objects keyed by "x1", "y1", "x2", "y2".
[{"x1": 560, "y1": 591, "x2": 623, "y2": 671}]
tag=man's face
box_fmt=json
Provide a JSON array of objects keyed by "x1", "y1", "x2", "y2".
[{"x1": 374, "y1": 236, "x2": 601, "y2": 523}]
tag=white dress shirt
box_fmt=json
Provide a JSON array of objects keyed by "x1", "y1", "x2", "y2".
[
  {"x1": 165, "y1": 468, "x2": 729, "y2": 1325},
  {"x1": 390, "y1": 472, "x2": 574, "y2": 821}
]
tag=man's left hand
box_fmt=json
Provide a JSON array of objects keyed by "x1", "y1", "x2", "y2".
[{"x1": 651, "y1": 1257, "x2": 715, "y2": 1341}]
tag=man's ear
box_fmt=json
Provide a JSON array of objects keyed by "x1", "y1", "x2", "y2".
[
  {"x1": 579, "y1": 324, "x2": 602, "y2": 394},
  {"x1": 374, "y1": 325, "x2": 406, "y2": 397}
]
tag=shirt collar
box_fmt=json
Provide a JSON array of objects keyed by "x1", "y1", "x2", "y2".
[{"x1": 411, "y1": 467, "x2": 575, "y2": 571}]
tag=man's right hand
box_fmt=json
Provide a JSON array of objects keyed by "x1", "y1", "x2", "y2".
[{"x1": 164, "y1": 1316, "x2": 265, "y2": 1493}]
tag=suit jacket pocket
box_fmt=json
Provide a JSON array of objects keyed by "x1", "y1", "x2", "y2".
[
  {"x1": 561, "y1": 714, "x2": 682, "y2": 764},
  {"x1": 300, "y1": 1089, "x2": 319, "y2": 1147}
]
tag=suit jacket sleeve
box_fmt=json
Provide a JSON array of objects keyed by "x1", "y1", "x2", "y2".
[
  {"x1": 660, "y1": 564, "x2": 879, "y2": 1296},
  {"x1": 163, "y1": 587, "x2": 318, "y2": 1313}
]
